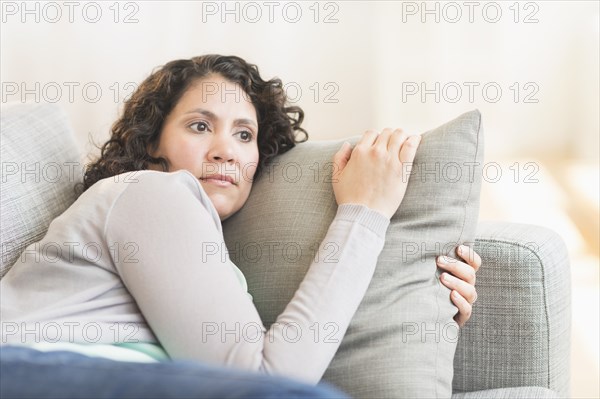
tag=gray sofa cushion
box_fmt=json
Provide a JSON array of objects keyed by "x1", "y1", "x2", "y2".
[
  {"x1": 454, "y1": 222, "x2": 571, "y2": 398},
  {"x1": 0, "y1": 103, "x2": 83, "y2": 278},
  {"x1": 223, "y1": 110, "x2": 484, "y2": 398}
]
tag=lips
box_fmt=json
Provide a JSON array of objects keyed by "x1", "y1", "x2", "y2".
[{"x1": 199, "y1": 174, "x2": 236, "y2": 186}]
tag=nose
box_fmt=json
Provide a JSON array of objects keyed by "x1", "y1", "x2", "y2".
[{"x1": 206, "y1": 133, "x2": 236, "y2": 163}]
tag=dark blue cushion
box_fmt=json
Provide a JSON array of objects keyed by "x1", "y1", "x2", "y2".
[{"x1": 0, "y1": 346, "x2": 348, "y2": 399}]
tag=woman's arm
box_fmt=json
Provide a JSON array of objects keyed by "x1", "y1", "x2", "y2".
[
  {"x1": 106, "y1": 130, "x2": 419, "y2": 385},
  {"x1": 334, "y1": 129, "x2": 481, "y2": 328},
  {"x1": 105, "y1": 170, "x2": 389, "y2": 385}
]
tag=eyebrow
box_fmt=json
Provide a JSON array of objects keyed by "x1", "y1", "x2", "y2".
[{"x1": 184, "y1": 108, "x2": 257, "y2": 128}]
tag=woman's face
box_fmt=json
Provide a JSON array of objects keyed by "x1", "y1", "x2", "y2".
[{"x1": 149, "y1": 74, "x2": 259, "y2": 221}]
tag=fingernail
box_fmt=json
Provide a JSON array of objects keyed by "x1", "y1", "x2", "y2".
[
  {"x1": 459, "y1": 245, "x2": 468, "y2": 254},
  {"x1": 452, "y1": 291, "x2": 460, "y2": 298}
]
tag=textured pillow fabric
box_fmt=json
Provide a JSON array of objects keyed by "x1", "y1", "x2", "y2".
[
  {"x1": 222, "y1": 109, "x2": 484, "y2": 398},
  {"x1": 0, "y1": 103, "x2": 83, "y2": 278}
]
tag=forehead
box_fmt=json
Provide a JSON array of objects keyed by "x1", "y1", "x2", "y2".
[{"x1": 174, "y1": 75, "x2": 257, "y2": 120}]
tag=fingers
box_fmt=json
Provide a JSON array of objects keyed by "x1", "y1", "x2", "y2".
[
  {"x1": 374, "y1": 128, "x2": 394, "y2": 153},
  {"x1": 356, "y1": 129, "x2": 379, "y2": 148},
  {"x1": 437, "y1": 255, "x2": 476, "y2": 285},
  {"x1": 387, "y1": 128, "x2": 408, "y2": 155},
  {"x1": 399, "y1": 134, "x2": 421, "y2": 163},
  {"x1": 338, "y1": 127, "x2": 418, "y2": 218},
  {"x1": 439, "y1": 248, "x2": 480, "y2": 328},
  {"x1": 356, "y1": 129, "x2": 421, "y2": 164},
  {"x1": 450, "y1": 290, "x2": 472, "y2": 328},
  {"x1": 333, "y1": 141, "x2": 352, "y2": 172},
  {"x1": 439, "y1": 270, "x2": 478, "y2": 304},
  {"x1": 456, "y1": 245, "x2": 482, "y2": 272}
]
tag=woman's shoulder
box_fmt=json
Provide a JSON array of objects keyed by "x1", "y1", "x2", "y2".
[
  {"x1": 87, "y1": 169, "x2": 203, "y2": 197},
  {"x1": 74, "y1": 169, "x2": 220, "y2": 221},
  {"x1": 99, "y1": 169, "x2": 222, "y2": 234},
  {"x1": 37, "y1": 170, "x2": 218, "y2": 257},
  {"x1": 89, "y1": 169, "x2": 218, "y2": 221},
  {"x1": 68, "y1": 170, "x2": 204, "y2": 218}
]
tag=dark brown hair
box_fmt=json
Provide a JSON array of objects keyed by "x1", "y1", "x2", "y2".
[{"x1": 77, "y1": 54, "x2": 307, "y2": 194}]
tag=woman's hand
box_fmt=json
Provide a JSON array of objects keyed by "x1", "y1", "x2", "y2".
[
  {"x1": 332, "y1": 129, "x2": 421, "y2": 219},
  {"x1": 437, "y1": 245, "x2": 482, "y2": 327}
]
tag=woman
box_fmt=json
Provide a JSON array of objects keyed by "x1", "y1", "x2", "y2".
[{"x1": 1, "y1": 55, "x2": 480, "y2": 394}]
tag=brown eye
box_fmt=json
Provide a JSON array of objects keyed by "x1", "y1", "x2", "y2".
[
  {"x1": 237, "y1": 130, "x2": 253, "y2": 142},
  {"x1": 191, "y1": 122, "x2": 209, "y2": 132}
]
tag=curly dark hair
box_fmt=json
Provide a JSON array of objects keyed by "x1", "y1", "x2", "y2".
[{"x1": 77, "y1": 54, "x2": 307, "y2": 194}]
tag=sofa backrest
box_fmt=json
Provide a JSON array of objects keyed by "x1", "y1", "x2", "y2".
[{"x1": 0, "y1": 102, "x2": 83, "y2": 278}]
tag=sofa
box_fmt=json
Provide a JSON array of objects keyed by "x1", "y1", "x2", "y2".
[{"x1": 0, "y1": 102, "x2": 571, "y2": 398}]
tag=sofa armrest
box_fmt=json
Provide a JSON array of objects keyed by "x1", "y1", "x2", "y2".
[
  {"x1": 452, "y1": 222, "x2": 571, "y2": 398},
  {"x1": 452, "y1": 386, "x2": 559, "y2": 399}
]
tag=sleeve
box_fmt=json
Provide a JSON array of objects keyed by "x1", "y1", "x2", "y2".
[{"x1": 104, "y1": 170, "x2": 390, "y2": 385}]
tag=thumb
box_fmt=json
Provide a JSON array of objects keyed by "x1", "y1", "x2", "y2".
[{"x1": 333, "y1": 141, "x2": 352, "y2": 172}]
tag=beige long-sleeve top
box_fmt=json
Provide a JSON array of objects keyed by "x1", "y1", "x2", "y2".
[{"x1": 1, "y1": 169, "x2": 390, "y2": 384}]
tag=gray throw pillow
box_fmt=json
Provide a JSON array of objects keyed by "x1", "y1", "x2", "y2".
[{"x1": 222, "y1": 110, "x2": 484, "y2": 398}]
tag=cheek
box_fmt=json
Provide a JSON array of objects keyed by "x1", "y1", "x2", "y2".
[
  {"x1": 246, "y1": 151, "x2": 259, "y2": 179},
  {"x1": 240, "y1": 165, "x2": 257, "y2": 188},
  {"x1": 165, "y1": 137, "x2": 204, "y2": 169},
  {"x1": 238, "y1": 144, "x2": 259, "y2": 175}
]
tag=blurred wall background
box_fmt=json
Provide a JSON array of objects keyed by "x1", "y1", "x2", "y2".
[
  {"x1": 1, "y1": 1, "x2": 598, "y2": 397},
  {"x1": 2, "y1": 1, "x2": 598, "y2": 162}
]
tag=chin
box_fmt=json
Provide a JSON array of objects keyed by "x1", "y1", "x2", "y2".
[
  {"x1": 219, "y1": 213, "x2": 231, "y2": 222},
  {"x1": 205, "y1": 194, "x2": 245, "y2": 220},
  {"x1": 213, "y1": 203, "x2": 236, "y2": 222},
  {"x1": 217, "y1": 208, "x2": 237, "y2": 222}
]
